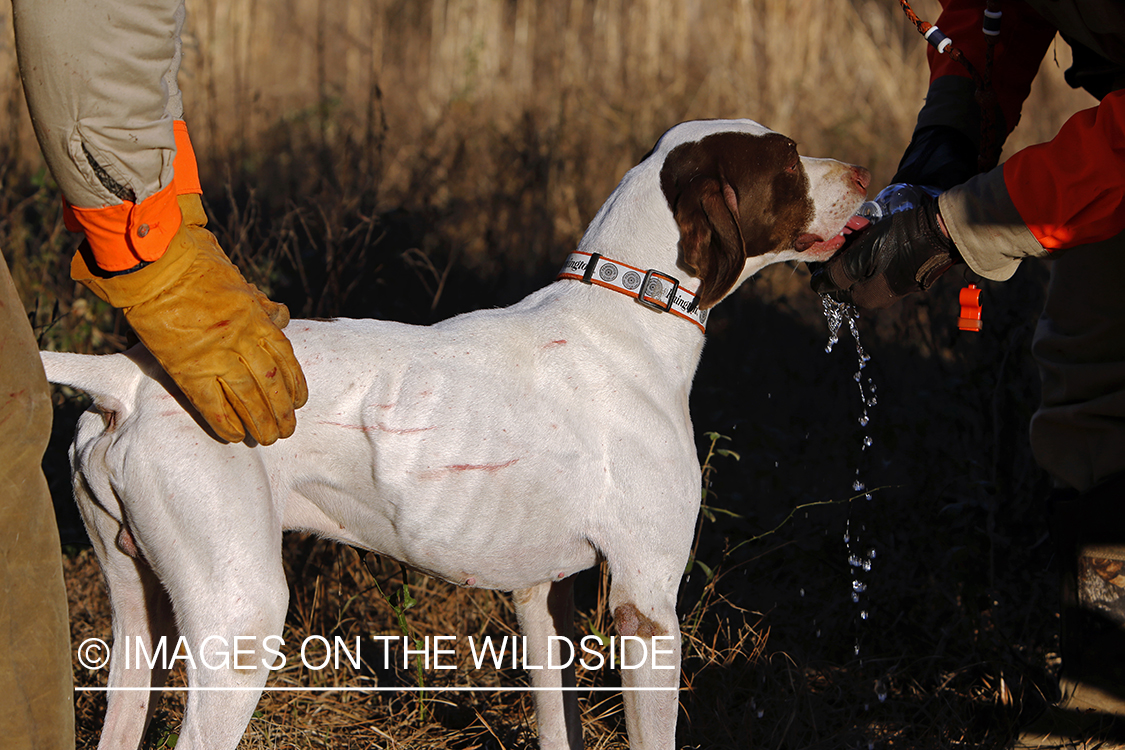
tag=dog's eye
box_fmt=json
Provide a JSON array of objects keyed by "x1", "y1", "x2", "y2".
[{"x1": 784, "y1": 141, "x2": 800, "y2": 174}]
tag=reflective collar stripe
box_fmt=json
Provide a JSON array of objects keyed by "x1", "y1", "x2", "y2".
[{"x1": 557, "y1": 252, "x2": 709, "y2": 332}]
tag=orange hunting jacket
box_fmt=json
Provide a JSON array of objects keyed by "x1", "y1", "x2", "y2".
[{"x1": 925, "y1": 0, "x2": 1125, "y2": 269}]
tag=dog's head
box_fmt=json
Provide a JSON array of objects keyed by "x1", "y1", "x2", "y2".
[{"x1": 655, "y1": 120, "x2": 869, "y2": 309}]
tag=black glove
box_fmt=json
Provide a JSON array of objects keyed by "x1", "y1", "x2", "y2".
[
  {"x1": 892, "y1": 125, "x2": 978, "y2": 190},
  {"x1": 810, "y1": 192, "x2": 961, "y2": 309}
]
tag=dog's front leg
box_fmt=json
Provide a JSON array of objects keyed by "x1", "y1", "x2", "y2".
[
  {"x1": 611, "y1": 584, "x2": 681, "y2": 750},
  {"x1": 513, "y1": 578, "x2": 582, "y2": 750}
]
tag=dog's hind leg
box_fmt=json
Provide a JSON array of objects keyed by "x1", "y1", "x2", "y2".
[
  {"x1": 171, "y1": 561, "x2": 288, "y2": 750},
  {"x1": 73, "y1": 471, "x2": 177, "y2": 750},
  {"x1": 113, "y1": 452, "x2": 290, "y2": 750},
  {"x1": 513, "y1": 577, "x2": 582, "y2": 750},
  {"x1": 163, "y1": 534, "x2": 288, "y2": 748},
  {"x1": 608, "y1": 568, "x2": 682, "y2": 750}
]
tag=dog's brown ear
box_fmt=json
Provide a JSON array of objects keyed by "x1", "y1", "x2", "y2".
[{"x1": 670, "y1": 175, "x2": 747, "y2": 310}]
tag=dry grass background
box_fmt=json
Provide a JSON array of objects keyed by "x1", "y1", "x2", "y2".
[{"x1": 0, "y1": 0, "x2": 1106, "y2": 747}]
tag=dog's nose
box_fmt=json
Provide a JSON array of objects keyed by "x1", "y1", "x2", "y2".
[{"x1": 852, "y1": 166, "x2": 872, "y2": 194}]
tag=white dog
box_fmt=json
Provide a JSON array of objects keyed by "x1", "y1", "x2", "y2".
[{"x1": 44, "y1": 119, "x2": 868, "y2": 750}]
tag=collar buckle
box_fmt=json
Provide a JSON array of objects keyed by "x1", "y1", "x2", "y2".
[{"x1": 637, "y1": 268, "x2": 680, "y2": 313}]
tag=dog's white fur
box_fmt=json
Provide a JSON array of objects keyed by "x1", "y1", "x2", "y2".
[{"x1": 44, "y1": 119, "x2": 867, "y2": 750}]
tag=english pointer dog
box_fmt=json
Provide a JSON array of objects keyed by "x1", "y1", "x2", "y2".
[{"x1": 43, "y1": 119, "x2": 868, "y2": 750}]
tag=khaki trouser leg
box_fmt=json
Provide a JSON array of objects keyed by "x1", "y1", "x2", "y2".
[
  {"x1": 1031, "y1": 233, "x2": 1125, "y2": 494},
  {"x1": 0, "y1": 252, "x2": 73, "y2": 749},
  {"x1": 1030, "y1": 234, "x2": 1125, "y2": 726}
]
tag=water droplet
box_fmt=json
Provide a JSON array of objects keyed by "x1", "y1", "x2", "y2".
[
  {"x1": 820, "y1": 295, "x2": 851, "y2": 353},
  {"x1": 853, "y1": 480, "x2": 865, "y2": 492},
  {"x1": 852, "y1": 580, "x2": 867, "y2": 593},
  {"x1": 863, "y1": 436, "x2": 873, "y2": 448},
  {"x1": 858, "y1": 415, "x2": 869, "y2": 427},
  {"x1": 860, "y1": 610, "x2": 869, "y2": 620},
  {"x1": 800, "y1": 588, "x2": 805, "y2": 596}
]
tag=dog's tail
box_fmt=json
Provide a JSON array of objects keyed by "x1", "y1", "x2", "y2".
[{"x1": 40, "y1": 350, "x2": 146, "y2": 417}]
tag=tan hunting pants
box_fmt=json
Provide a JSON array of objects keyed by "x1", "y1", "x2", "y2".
[
  {"x1": 2, "y1": 3, "x2": 191, "y2": 744},
  {"x1": 0, "y1": 253, "x2": 73, "y2": 749}
]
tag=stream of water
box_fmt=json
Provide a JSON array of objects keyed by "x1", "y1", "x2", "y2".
[{"x1": 821, "y1": 295, "x2": 880, "y2": 668}]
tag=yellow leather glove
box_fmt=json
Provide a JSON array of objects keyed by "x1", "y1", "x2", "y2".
[{"x1": 72, "y1": 194, "x2": 308, "y2": 445}]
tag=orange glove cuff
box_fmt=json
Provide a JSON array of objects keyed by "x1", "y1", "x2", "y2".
[
  {"x1": 64, "y1": 181, "x2": 181, "y2": 272},
  {"x1": 64, "y1": 120, "x2": 202, "y2": 272},
  {"x1": 171, "y1": 120, "x2": 202, "y2": 196}
]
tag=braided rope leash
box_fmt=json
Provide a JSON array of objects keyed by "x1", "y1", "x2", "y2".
[
  {"x1": 897, "y1": 0, "x2": 1004, "y2": 172},
  {"x1": 897, "y1": 0, "x2": 1002, "y2": 333}
]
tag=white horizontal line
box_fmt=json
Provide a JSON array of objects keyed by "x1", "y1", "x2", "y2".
[{"x1": 76, "y1": 686, "x2": 676, "y2": 693}]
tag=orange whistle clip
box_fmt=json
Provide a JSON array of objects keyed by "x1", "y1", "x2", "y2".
[{"x1": 958, "y1": 284, "x2": 982, "y2": 332}]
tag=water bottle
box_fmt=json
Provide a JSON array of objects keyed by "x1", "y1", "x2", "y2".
[
  {"x1": 855, "y1": 183, "x2": 942, "y2": 222},
  {"x1": 852, "y1": 182, "x2": 982, "y2": 333}
]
